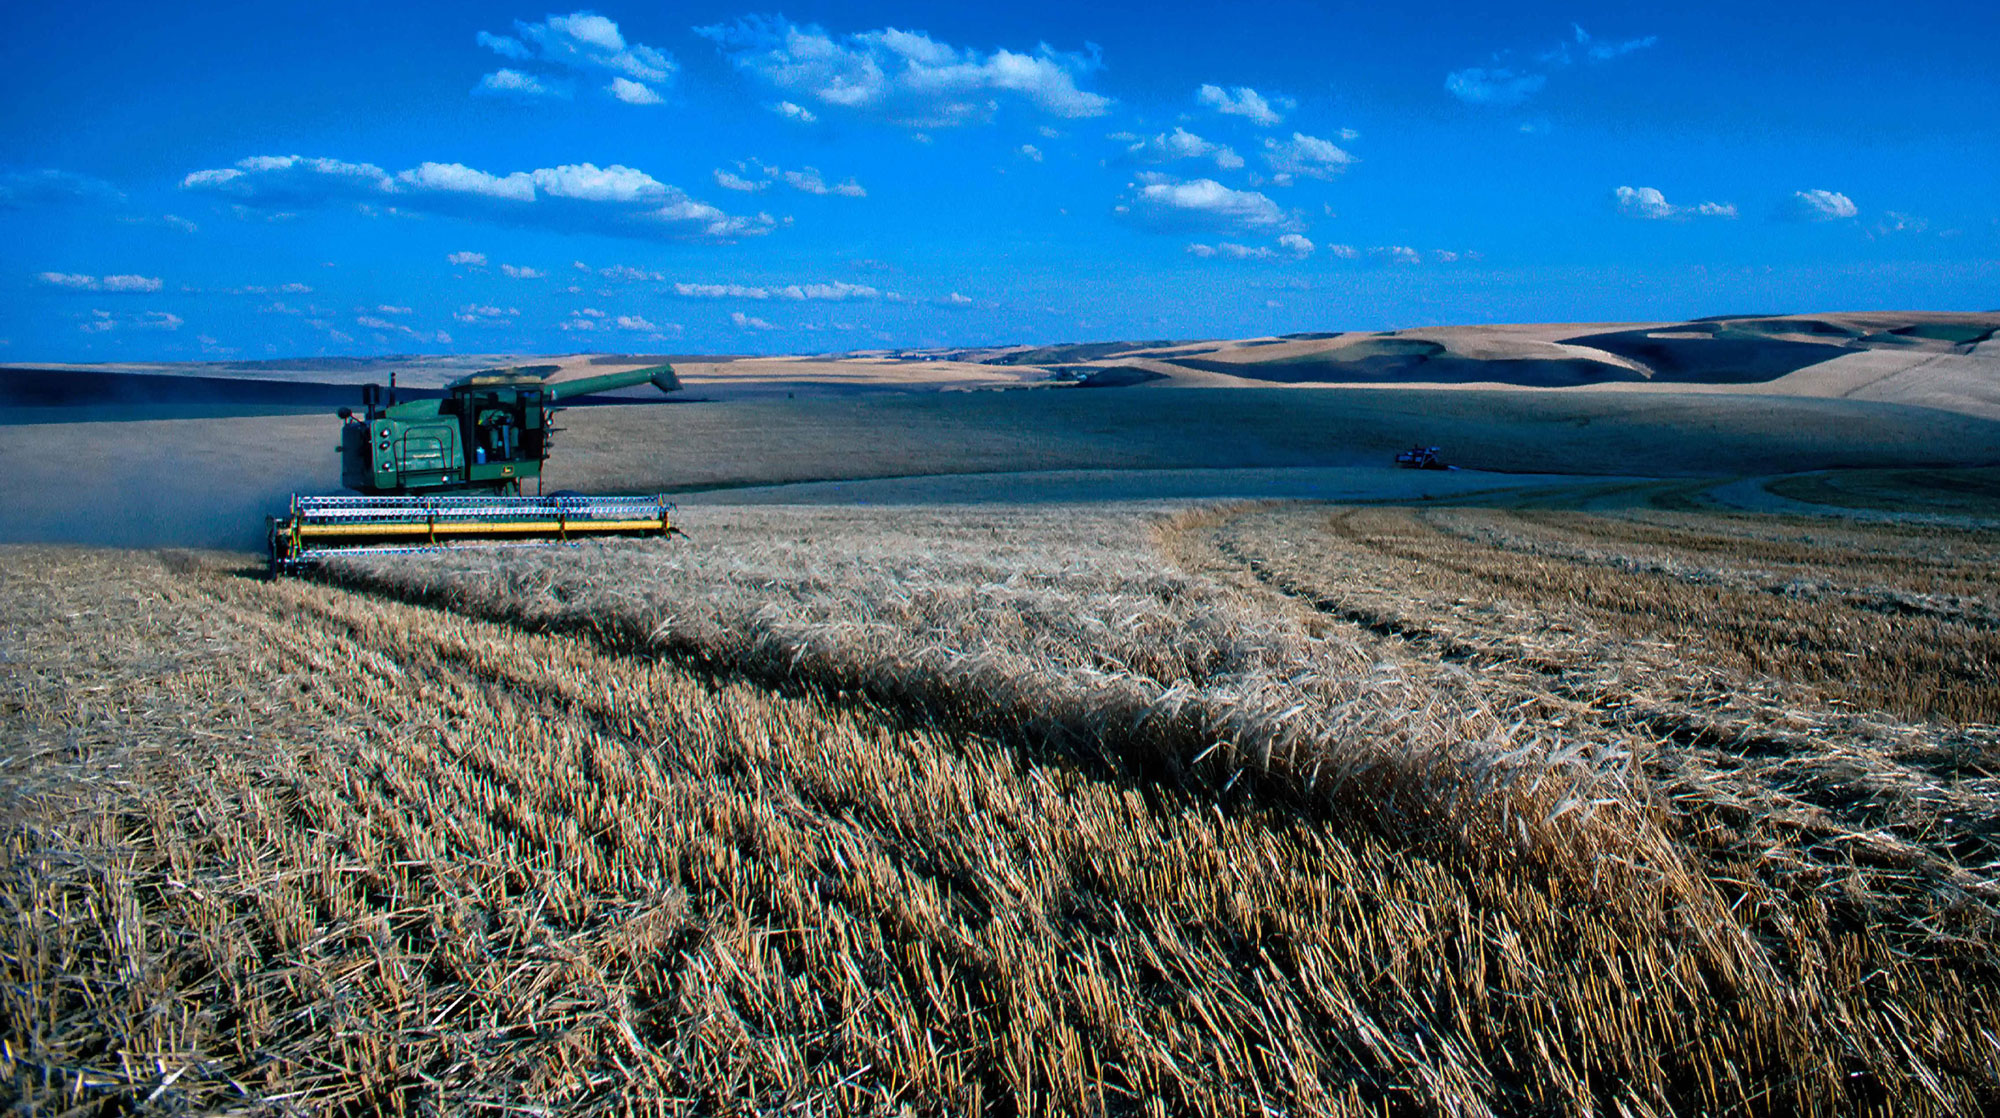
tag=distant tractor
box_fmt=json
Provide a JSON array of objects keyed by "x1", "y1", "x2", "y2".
[
  {"x1": 1396, "y1": 445, "x2": 1449, "y2": 470},
  {"x1": 269, "y1": 363, "x2": 682, "y2": 573}
]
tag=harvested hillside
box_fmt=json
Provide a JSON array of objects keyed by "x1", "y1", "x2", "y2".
[{"x1": 6, "y1": 502, "x2": 1997, "y2": 1115}]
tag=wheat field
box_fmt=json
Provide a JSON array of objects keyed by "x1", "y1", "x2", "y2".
[{"x1": 3, "y1": 500, "x2": 1996, "y2": 1115}]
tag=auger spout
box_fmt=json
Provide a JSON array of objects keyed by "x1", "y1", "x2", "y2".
[{"x1": 545, "y1": 363, "x2": 680, "y2": 401}]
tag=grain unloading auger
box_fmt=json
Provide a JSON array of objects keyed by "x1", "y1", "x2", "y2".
[{"x1": 269, "y1": 363, "x2": 682, "y2": 573}]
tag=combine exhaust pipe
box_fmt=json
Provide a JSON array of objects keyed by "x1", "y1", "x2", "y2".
[{"x1": 270, "y1": 493, "x2": 676, "y2": 574}]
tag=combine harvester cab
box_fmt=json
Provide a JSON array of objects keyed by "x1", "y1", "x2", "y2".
[{"x1": 270, "y1": 362, "x2": 681, "y2": 574}]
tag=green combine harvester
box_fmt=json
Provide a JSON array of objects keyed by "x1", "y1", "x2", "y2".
[{"x1": 269, "y1": 363, "x2": 681, "y2": 573}]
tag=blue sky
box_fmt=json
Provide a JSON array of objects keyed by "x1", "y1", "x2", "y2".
[{"x1": 3, "y1": 1, "x2": 1996, "y2": 360}]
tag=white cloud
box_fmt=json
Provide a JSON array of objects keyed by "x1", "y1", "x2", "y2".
[
  {"x1": 1371, "y1": 245, "x2": 1422, "y2": 265},
  {"x1": 1873, "y1": 211, "x2": 1928, "y2": 236},
  {"x1": 1613, "y1": 186, "x2": 1736, "y2": 221},
  {"x1": 718, "y1": 160, "x2": 867, "y2": 198},
  {"x1": 941, "y1": 292, "x2": 973, "y2": 306},
  {"x1": 778, "y1": 281, "x2": 879, "y2": 301},
  {"x1": 183, "y1": 155, "x2": 775, "y2": 242},
  {"x1": 79, "y1": 309, "x2": 182, "y2": 333},
  {"x1": 731, "y1": 311, "x2": 778, "y2": 330},
  {"x1": 454, "y1": 304, "x2": 521, "y2": 323},
  {"x1": 698, "y1": 16, "x2": 1110, "y2": 129},
  {"x1": 1444, "y1": 68, "x2": 1546, "y2": 106},
  {"x1": 1787, "y1": 188, "x2": 1858, "y2": 221},
  {"x1": 1196, "y1": 84, "x2": 1292, "y2": 127},
  {"x1": 1122, "y1": 127, "x2": 1242, "y2": 171},
  {"x1": 772, "y1": 100, "x2": 818, "y2": 124},
  {"x1": 36, "y1": 272, "x2": 162, "y2": 292},
  {"x1": 613, "y1": 314, "x2": 658, "y2": 331},
  {"x1": 477, "y1": 68, "x2": 566, "y2": 99},
  {"x1": 1448, "y1": 25, "x2": 1656, "y2": 107},
  {"x1": 447, "y1": 251, "x2": 488, "y2": 267},
  {"x1": 161, "y1": 214, "x2": 198, "y2": 233},
  {"x1": 1262, "y1": 133, "x2": 1355, "y2": 182},
  {"x1": 606, "y1": 77, "x2": 663, "y2": 105},
  {"x1": 677, "y1": 282, "x2": 769, "y2": 299},
  {"x1": 477, "y1": 11, "x2": 675, "y2": 104},
  {"x1": 1572, "y1": 25, "x2": 1658, "y2": 62},
  {"x1": 601, "y1": 264, "x2": 667, "y2": 282},
  {"x1": 1117, "y1": 175, "x2": 1300, "y2": 234},
  {"x1": 476, "y1": 31, "x2": 532, "y2": 61},
  {"x1": 376, "y1": 304, "x2": 413, "y2": 315},
  {"x1": 259, "y1": 301, "x2": 302, "y2": 315},
  {"x1": 1327, "y1": 244, "x2": 1359, "y2": 259},
  {"x1": 1278, "y1": 233, "x2": 1314, "y2": 258},
  {"x1": 500, "y1": 263, "x2": 544, "y2": 279},
  {"x1": 1019, "y1": 144, "x2": 1044, "y2": 162}
]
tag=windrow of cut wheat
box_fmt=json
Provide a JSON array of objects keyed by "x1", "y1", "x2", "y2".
[{"x1": 328, "y1": 504, "x2": 1645, "y2": 869}]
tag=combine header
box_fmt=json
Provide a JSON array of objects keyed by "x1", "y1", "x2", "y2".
[{"x1": 269, "y1": 363, "x2": 681, "y2": 573}]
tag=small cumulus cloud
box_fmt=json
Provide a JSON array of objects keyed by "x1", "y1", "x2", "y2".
[
  {"x1": 772, "y1": 100, "x2": 818, "y2": 124},
  {"x1": 601, "y1": 264, "x2": 667, "y2": 282},
  {"x1": 1326, "y1": 244, "x2": 1359, "y2": 259},
  {"x1": 1117, "y1": 174, "x2": 1301, "y2": 235},
  {"x1": 1370, "y1": 245, "x2": 1422, "y2": 265},
  {"x1": 606, "y1": 77, "x2": 664, "y2": 104},
  {"x1": 1613, "y1": 185, "x2": 1736, "y2": 220},
  {"x1": 1261, "y1": 133, "x2": 1355, "y2": 183},
  {"x1": 1019, "y1": 144, "x2": 1044, "y2": 162},
  {"x1": 358, "y1": 313, "x2": 450, "y2": 343},
  {"x1": 447, "y1": 251, "x2": 488, "y2": 267},
  {"x1": 698, "y1": 16, "x2": 1110, "y2": 129},
  {"x1": 940, "y1": 292, "x2": 973, "y2": 306},
  {"x1": 1196, "y1": 84, "x2": 1293, "y2": 127},
  {"x1": 37, "y1": 272, "x2": 163, "y2": 292},
  {"x1": 375, "y1": 304, "x2": 413, "y2": 315},
  {"x1": 79, "y1": 309, "x2": 182, "y2": 333},
  {"x1": 477, "y1": 68, "x2": 567, "y2": 99},
  {"x1": 1120, "y1": 127, "x2": 1243, "y2": 171},
  {"x1": 716, "y1": 159, "x2": 866, "y2": 197},
  {"x1": 476, "y1": 11, "x2": 675, "y2": 105},
  {"x1": 1785, "y1": 188, "x2": 1858, "y2": 221},
  {"x1": 613, "y1": 314, "x2": 661, "y2": 331},
  {"x1": 1278, "y1": 233, "x2": 1314, "y2": 258},
  {"x1": 453, "y1": 304, "x2": 520, "y2": 323},
  {"x1": 677, "y1": 282, "x2": 769, "y2": 299},
  {"x1": 500, "y1": 263, "x2": 544, "y2": 278},
  {"x1": 731, "y1": 311, "x2": 778, "y2": 330}
]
